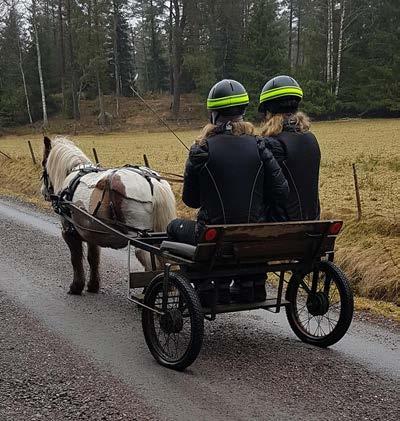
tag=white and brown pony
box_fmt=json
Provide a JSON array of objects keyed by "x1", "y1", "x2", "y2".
[{"x1": 41, "y1": 136, "x2": 176, "y2": 295}]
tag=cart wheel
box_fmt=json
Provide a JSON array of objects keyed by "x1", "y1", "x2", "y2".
[
  {"x1": 285, "y1": 260, "x2": 353, "y2": 347},
  {"x1": 142, "y1": 272, "x2": 204, "y2": 370}
]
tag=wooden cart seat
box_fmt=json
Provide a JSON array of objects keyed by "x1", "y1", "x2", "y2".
[{"x1": 159, "y1": 220, "x2": 342, "y2": 266}]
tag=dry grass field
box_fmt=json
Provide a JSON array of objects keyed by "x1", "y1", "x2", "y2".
[{"x1": 0, "y1": 118, "x2": 399, "y2": 314}]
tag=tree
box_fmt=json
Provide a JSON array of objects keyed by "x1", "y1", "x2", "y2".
[
  {"x1": 58, "y1": 0, "x2": 66, "y2": 112},
  {"x1": 0, "y1": 4, "x2": 32, "y2": 125},
  {"x1": 171, "y1": 0, "x2": 187, "y2": 116},
  {"x1": 334, "y1": 0, "x2": 345, "y2": 97},
  {"x1": 66, "y1": 0, "x2": 79, "y2": 119},
  {"x1": 235, "y1": 0, "x2": 286, "y2": 116},
  {"x1": 31, "y1": 0, "x2": 48, "y2": 127}
]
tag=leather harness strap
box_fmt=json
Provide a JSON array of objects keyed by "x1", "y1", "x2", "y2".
[{"x1": 53, "y1": 165, "x2": 163, "y2": 236}]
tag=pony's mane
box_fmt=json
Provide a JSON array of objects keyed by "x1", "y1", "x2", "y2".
[{"x1": 46, "y1": 136, "x2": 92, "y2": 193}]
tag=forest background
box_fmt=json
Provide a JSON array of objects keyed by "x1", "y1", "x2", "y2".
[{"x1": 0, "y1": 0, "x2": 399, "y2": 128}]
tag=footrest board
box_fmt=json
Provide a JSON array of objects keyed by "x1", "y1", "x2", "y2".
[
  {"x1": 202, "y1": 298, "x2": 290, "y2": 314},
  {"x1": 129, "y1": 271, "x2": 163, "y2": 289}
]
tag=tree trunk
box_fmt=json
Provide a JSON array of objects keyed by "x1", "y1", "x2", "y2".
[
  {"x1": 168, "y1": 0, "x2": 173, "y2": 95},
  {"x1": 18, "y1": 38, "x2": 33, "y2": 124},
  {"x1": 326, "y1": 0, "x2": 332, "y2": 84},
  {"x1": 329, "y1": 0, "x2": 334, "y2": 86},
  {"x1": 335, "y1": 0, "x2": 346, "y2": 97},
  {"x1": 171, "y1": 0, "x2": 186, "y2": 117},
  {"x1": 288, "y1": 0, "x2": 293, "y2": 69},
  {"x1": 66, "y1": 0, "x2": 79, "y2": 119},
  {"x1": 58, "y1": 0, "x2": 66, "y2": 112},
  {"x1": 88, "y1": 0, "x2": 92, "y2": 42},
  {"x1": 113, "y1": 0, "x2": 120, "y2": 117},
  {"x1": 296, "y1": 0, "x2": 301, "y2": 67},
  {"x1": 93, "y1": 0, "x2": 105, "y2": 126},
  {"x1": 32, "y1": 0, "x2": 48, "y2": 128},
  {"x1": 96, "y1": 69, "x2": 105, "y2": 126}
]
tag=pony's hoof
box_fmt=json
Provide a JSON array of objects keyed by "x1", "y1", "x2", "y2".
[
  {"x1": 68, "y1": 284, "x2": 84, "y2": 295},
  {"x1": 87, "y1": 283, "x2": 99, "y2": 293}
]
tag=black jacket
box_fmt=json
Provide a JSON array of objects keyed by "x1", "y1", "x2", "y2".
[
  {"x1": 182, "y1": 130, "x2": 289, "y2": 227},
  {"x1": 263, "y1": 122, "x2": 321, "y2": 221}
]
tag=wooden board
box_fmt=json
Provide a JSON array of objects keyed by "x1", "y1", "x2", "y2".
[
  {"x1": 203, "y1": 220, "x2": 334, "y2": 242},
  {"x1": 191, "y1": 221, "x2": 339, "y2": 264},
  {"x1": 129, "y1": 271, "x2": 162, "y2": 288}
]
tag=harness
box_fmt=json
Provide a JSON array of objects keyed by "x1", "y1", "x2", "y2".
[{"x1": 45, "y1": 164, "x2": 163, "y2": 237}]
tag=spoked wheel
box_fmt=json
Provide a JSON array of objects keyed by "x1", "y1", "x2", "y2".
[
  {"x1": 142, "y1": 272, "x2": 204, "y2": 370},
  {"x1": 285, "y1": 260, "x2": 354, "y2": 347}
]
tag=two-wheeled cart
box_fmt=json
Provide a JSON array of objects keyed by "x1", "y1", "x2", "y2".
[{"x1": 58, "y1": 200, "x2": 354, "y2": 371}]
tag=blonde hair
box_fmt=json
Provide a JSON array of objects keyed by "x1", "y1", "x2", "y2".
[
  {"x1": 196, "y1": 121, "x2": 255, "y2": 145},
  {"x1": 260, "y1": 111, "x2": 311, "y2": 137}
]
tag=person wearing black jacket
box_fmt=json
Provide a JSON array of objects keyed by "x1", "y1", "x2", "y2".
[
  {"x1": 167, "y1": 79, "x2": 289, "y2": 304},
  {"x1": 258, "y1": 75, "x2": 321, "y2": 221}
]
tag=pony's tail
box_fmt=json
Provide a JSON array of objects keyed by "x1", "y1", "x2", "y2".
[{"x1": 152, "y1": 180, "x2": 177, "y2": 232}]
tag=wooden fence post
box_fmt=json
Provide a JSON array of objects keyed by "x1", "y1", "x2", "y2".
[
  {"x1": 352, "y1": 163, "x2": 362, "y2": 221},
  {"x1": 0, "y1": 149, "x2": 11, "y2": 160},
  {"x1": 27, "y1": 140, "x2": 36, "y2": 165},
  {"x1": 143, "y1": 154, "x2": 150, "y2": 168},
  {"x1": 92, "y1": 147, "x2": 99, "y2": 165}
]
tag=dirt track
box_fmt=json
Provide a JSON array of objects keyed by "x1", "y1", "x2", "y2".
[{"x1": 0, "y1": 197, "x2": 399, "y2": 421}]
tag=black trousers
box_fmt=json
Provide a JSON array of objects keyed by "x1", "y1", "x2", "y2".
[{"x1": 166, "y1": 218, "x2": 198, "y2": 245}]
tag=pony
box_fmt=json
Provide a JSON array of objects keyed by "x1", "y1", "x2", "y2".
[{"x1": 41, "y1": 136, "x2": 176, "y2": 295}]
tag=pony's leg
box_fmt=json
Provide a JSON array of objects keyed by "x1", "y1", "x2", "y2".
[
  {"x1": 87, "y1": 243, "x2": 101, "y2": 293},
  {"x1": 62, "y1": 229, "x2": 86, "y2": 295},
  {"x1": 135, "y1": 249, "x2": 154, "y2": 271}
]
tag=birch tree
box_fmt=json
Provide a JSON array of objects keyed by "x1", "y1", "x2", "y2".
[
  {"x1": 18, "y1": 37, "x2": 33, "y2": 124},
  {"x1": 31, "y1": 0, "x2": 48, "y2": 127},
  {"x1": 326, "y1": 0, "x2": 333, "y2": 85},
  {"x1": 335, "y1": 0, "x2": 346, "y2": 97}
]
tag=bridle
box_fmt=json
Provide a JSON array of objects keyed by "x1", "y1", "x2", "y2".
[{"x1": 41, "y1": 167, "x2": 54, "y2": 201}]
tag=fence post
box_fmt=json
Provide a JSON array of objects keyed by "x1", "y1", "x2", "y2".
[
  {"x1": 352, "y1": 163, "x2": 362, "y2": 221},
  {"x1": 143, "y1": 154, "x2": 150, "y2": 168},
  {"x1": 0, "y1": 149, "x2": 11, "y2": 160},
  {"x1": 92, "y1": 147, "x2": 99, "y2": 165},
  {"x1": 27, "y1": 140, "x2": 36, "y2": 165}
]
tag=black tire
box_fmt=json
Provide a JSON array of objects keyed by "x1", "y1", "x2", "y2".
[
  {"x1": 142, "y1": 272, "x2": 204, "y2": 370},
  {"x1": 285, "y1": 260, "x2": 353, "y2": 347}
]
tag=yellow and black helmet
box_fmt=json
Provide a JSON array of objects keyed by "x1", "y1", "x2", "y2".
[
  {"x1": 207, "y1": 79, "x2": 249, "y2": 124},
  {"x1": 258, "y1": 75, "x2": 303, "y2": 114}
]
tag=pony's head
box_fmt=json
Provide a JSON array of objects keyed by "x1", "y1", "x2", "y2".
[
  {"x1": 41, "y1": 136, "x2": 92, "y2": 200},
  {"x1": 41, "y1": 136, "x2": 53, "y2": 201}
]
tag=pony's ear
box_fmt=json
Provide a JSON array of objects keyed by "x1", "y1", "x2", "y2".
[{"x1": 42, "y1": 136, "x2": 52, "y2": 166}]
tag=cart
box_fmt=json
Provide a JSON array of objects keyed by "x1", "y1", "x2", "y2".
[{"x1": 57, "y1": 199, "x2": 354, "y2": 371}]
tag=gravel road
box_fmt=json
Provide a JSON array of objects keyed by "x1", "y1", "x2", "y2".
[{"x1": 0, "y1": 197, "x2": 399, "y2": 421}]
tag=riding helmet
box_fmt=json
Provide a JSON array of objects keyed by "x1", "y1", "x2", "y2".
[
  {"x1": 207, "y1": 79, "x2": 249, "y2": 124},
  {"x1": 258, "y1": 75, "x2": 303, "y2": 114}
]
